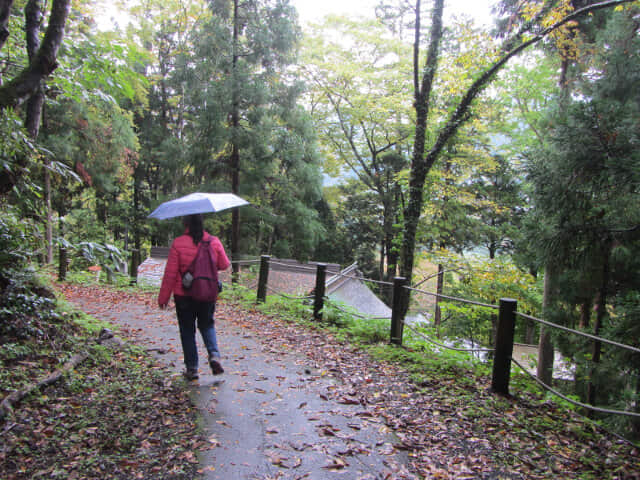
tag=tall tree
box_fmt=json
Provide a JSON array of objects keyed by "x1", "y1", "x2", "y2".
[
  {"x1": 395, "y1": 0, "x2": 635, "y2": 318},
  {"x1": 468, "y1": 154, "x2": 524, "y2": 259},
  {"x1": 184, "y1": 0, "x2": 324, "y2": 261},
  {"x1": 122, "y1": 0, "x2": 210, "y2": 249},
  {"x1": 526, "y1": 7, "x2": 639, "y2": 415},
  {"x1": 491, "y1": 51, "x2": 563, "y2": 384},
  {"x1": 301, "y1": 16, "x2": 412, "y2": 281}
]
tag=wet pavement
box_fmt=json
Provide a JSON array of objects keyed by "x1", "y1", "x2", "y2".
[{"x1": 67, "y1": 294, "x2": 410, "y2": 480}]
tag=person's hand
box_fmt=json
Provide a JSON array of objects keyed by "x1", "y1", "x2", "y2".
[{"x1": 159, "y1": 303, "x2": 167, "y2": 310}]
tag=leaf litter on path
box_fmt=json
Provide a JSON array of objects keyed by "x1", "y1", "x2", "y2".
[{"x1": 55, "y1": 283, "x2": 640, "y2": 480}]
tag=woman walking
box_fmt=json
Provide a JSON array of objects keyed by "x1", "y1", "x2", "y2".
[{"x1": 158, "y1": 214, "x2": 230, "y2": 380}]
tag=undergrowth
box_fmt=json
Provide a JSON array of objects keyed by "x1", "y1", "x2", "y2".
[{"x1": 0, "y1": 269, "x2": 202, "y2": 480}]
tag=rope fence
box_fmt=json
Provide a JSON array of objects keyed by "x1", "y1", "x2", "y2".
[
  {"x1": 516, "y1": 311, "x2": 640, "y2": 355},
  {"x1": 324, "y1": 297, "x2": 391, "y2": 321},
  {"x1": 267, "y1": 260, "x2": 319, "y2": 273},
  {"x1": 402, "y1": 320, "x2": 495, "y2": 354},
  {"x1": 510, "y1": 357, "x2": 640, "y2": 418},
  {"x1": 265, "y1": 284, "x2": 314, "y2": 301},
  {"x1": 405, "y1": 285, "x2": 499, "y2": 310},
  {"x1": 250, "y1": 255, "x2": 640, "y2": 421},
  {"x1": 329, "y1": 271, "x2": 394, "y2": 286},
  {"x1": 231, "y1": 258, "x2": 260, "y2": 266}
]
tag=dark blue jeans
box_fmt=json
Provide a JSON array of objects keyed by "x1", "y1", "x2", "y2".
[{"x1": 175, "y1": 296, "x2": 220, "y2": 370}]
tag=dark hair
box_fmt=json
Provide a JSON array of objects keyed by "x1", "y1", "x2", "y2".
[{"x1": 183, "y1": 214, "x2": 204, "y2": 245}]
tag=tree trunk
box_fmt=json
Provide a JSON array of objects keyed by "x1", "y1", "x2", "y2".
[
  {"x1": 379, "y1": 241, "x2": 385, "y2": 281},
  {"x1": 525, "y1": 319, "x2": 536, "y2": 345},
  {"x1": 537, "y1": 265, "x2": 555, "y2": 386},
  {"x1": 386, "y1": 205, "x2": 400, "y2": 279},
  {"x1": 579, "y1": 299, "x2": 591, "y2": 329},
  {"x1": 587, "y1": 239, "x2": 611, "y2": 408},
  {"x1": 230, "y1": 0, "x2": 240, "y2": 282},
  {"x1": 24, "y1": 0, "x2": 54, "y2": 263},
  {"x1": 0, "y1": 0, "x2": 14, "y2": 53},
  {"x1": 397, "y1": 0, "x2": 633, "y2": 320},
  {"x1": 57, "y1": 212, "x2": 67, "y2": 280},
  {"x1": 0, "y1": 0, "x2": 71, "y2": 196},
  {"x1": 25, "y1": 0, "x2": 44, "y2": 137},
  {"x1": 44, "y1": 161, "x2": 53, "y2": 262},
  {"x1": 0, "y1": 0, "x2": 70, "y2": 109},
  {"x1": 398, "y1": 0, "x2": 445, "y2": 318}
]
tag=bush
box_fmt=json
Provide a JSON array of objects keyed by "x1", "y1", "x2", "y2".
[{"x1": 0, "y1": 209, "x2": 60, "y2": 340}]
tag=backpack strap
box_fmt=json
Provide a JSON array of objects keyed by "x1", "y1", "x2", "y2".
[{"x1": 183, "y1": 239, "x2": 209, "y2": 275}]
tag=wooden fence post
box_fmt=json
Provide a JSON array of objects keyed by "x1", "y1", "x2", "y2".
[
  {"x1": 129, "y1": 249, "x2": 139, "y2": 286},
  {"x1": 390, "y1": 277, "x2": 407, "y2": 346},
  {"x1": 257, "y1": 255, "x2": 270, "y2": 303},
  {"x1": 313, "y1": 263, "x2": 327, "y2": 321},
  {"x1": 491, "y1": 298, "x2": 517, "y2": 396}
]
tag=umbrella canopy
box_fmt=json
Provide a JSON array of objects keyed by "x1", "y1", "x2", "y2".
[{"x1": 148, "y1": 192, "x2": 249, "y2": 220}]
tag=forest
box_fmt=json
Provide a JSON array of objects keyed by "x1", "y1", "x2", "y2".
[{"x1": 1, "y1": 0, "x2": 639, "y2": 441}]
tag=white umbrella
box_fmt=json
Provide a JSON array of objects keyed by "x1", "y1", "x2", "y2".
[{"x1": 148, "y1": 192, "x2": 249, "y2": 220}]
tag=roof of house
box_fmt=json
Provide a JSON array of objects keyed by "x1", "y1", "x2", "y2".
[{"x1": 325, "y1": 264, "x2": 391, "y2": 319}]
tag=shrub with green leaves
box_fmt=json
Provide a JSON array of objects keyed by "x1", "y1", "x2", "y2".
[
  {"x1": 0, "y1": 210, "x2": 35, "y2": 270},
  {"x1": 423, "y1": 250, "x2": 542, "y2": 347},
  {"x1": 0, "y1": 210, "x2": 60, "y2": 339}
]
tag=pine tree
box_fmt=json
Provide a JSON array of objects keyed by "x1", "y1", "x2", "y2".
[{"x1": 526, "y1": 8, "x2": 640, "y2": 433}]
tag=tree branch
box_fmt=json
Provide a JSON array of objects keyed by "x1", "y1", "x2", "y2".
[
  {"x1": 0, "y1": 0, "x2": 14, "y2": 51},
  {"x1": 425, "y1": 0, "x2": 635, "y2": 173},
  {"x1": 0, "y1": 0, "x2": 71, "y2": 109},
  {"x1": 0, "y1": 353, "x2": 88, "y2": 421}
]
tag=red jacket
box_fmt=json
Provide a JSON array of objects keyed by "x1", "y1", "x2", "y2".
[{"x1": 158, "y1": 231, "x2": 230, "y2": 306}]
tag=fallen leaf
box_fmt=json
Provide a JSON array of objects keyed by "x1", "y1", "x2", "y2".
[{"x1": 323, "y1": 456, "x2": 349, "y2": 470}]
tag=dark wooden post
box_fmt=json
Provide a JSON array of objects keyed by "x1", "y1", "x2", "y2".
[
  {"x1": 390, "y1": 277, "x2": 407, "y2": 345},
  {"x1": 257, "y1": 255, "x2": 270, "y2": 303},
  {"x1": 491, "y1": 298, "x2": 517, "y2": 396},
  {"x1": 313, "y1": 263, "x2": 327, "y2": 321},
  {"x1": 129, "y1": 249, "x2": 139, "y2": 286}
]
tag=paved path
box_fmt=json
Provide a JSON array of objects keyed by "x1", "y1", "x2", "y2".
[{"x1": 67, "y1": 293, "x2": 412, "y2": 480}]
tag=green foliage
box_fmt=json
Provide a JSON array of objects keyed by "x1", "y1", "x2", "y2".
[
  {"x1": 0, "y1": 210, "x2": 58, "y2": 339},
  {"x1": 494, "y1": 53, "x2": 559, "y2": 156},
  {"x1": 0, "y1": 109, "x2": 39, "y2": 197},
  {"x1": 226, "y1": 282, "x2": 490, "y2": 379},
  {"x1": 301, "y1": 16, "x2": 411, "y2": 275},
  {"x1": 334, "y1": 180, "x2": 384, "y2": 277},
  {"x1": 419, "y1": 249, "x2": 542, "y2": 346},
  {"x1": 524, "y1": 8, "x2": 640, "y2": 436},
  {"x1": 259, "y1": 293, "x2": 315, "y2": 325},
  {"x1": 57, "y1": 238, "x2": 125, "y2": 276},
  {"x1": 44, "y1": 99, "x2": 138, "y2": 197},
  {"x1": 54, "y1": 25, "x2": 149, "y2": 108},
  {"x1": 130, "y1": 0, "x2": 324, "y2": 259},
  {"x1": 323, "y1": 301, "x2": 389, "y2": 344},
  {"x1": 0, "y1": 209, "x2": 37, "y2": 268},
  {"x1": 0, "y1": 273, "x2": 59, "y2": 338}
]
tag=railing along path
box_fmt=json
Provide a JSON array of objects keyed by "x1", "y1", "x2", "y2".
[{"x1": 245, "y1": 255, "x2": 640, "y2": 420}]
